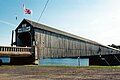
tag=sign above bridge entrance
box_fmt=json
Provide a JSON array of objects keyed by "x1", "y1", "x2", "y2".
[{"x1": 17, "y1": 24, "x2": 31, "y2": 33}]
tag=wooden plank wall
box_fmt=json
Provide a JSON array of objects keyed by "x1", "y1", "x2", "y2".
[{"x1": 34, "y1": 29, "x2": 120, "y2": 59}]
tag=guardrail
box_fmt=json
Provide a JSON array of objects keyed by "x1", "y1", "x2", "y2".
[
  {"x1": 0, "y1": 46, "x2": 31, "y2": 52},
  {"x1": 0, "y1": 46, "x2": 32, "y2": 57}
]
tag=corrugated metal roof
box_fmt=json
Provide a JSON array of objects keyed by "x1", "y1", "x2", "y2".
[{"x1": 25, "y1": 19, "x2": 101, "y2": 45}]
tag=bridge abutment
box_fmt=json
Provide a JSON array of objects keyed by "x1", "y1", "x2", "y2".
[{"x1": 10, "y1": 56, "x2": 35, "y2": 65}]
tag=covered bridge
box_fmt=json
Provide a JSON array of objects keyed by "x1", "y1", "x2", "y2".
[{"x1": 13, "y1": 19, "x2": 120, "y2": 65}]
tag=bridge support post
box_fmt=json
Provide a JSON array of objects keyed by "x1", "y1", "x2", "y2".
[{"x1": 33, "y1": 45, "x2": 39, "y2": 65}]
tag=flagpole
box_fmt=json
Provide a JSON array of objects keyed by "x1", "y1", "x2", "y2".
[
  {"x1": 23, "y1": 4, "x2": 25, "y2": 19},
  {"x1": 30, "y1": 11, "x2": 32, "y2": 21}
]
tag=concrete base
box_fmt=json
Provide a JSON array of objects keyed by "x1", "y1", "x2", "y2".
[{"x1": 34, "y1": 59, "x2": 39, "y2": 65}]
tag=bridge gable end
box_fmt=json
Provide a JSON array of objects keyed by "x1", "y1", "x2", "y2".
[{"x1": 15, "y1": 19, "x2": 33, "y2": 32}]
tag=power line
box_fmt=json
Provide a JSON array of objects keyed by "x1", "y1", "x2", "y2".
[
  {"x1": 0, "y1": 20, "x2": 16, "y2": 27},
  {"x1": 37, "y1": 0, "x2": 50, "y2": 22}
]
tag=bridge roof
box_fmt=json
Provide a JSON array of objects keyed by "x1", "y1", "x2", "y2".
[
  {"x1": 17, "y1": 19, "x2": 120, "y2": 51},
  {"x1": 15, "y1": 18, "x2": 120, "y2": 51},
  {"x1": 24, "y1": 19, "x2": 100, "y2": 45}
]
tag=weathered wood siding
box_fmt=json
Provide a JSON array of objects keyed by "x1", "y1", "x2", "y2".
[
  {"x1": 14, "y1": 19, "x2": 120, "y2": 59},
  {"x1": 34, "y1": 28, "x2": 120, "y2": 59}
]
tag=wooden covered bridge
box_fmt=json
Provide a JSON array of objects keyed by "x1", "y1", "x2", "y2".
[{"x1": 0, "y1": 19, "x2": 120, "y2": 65}]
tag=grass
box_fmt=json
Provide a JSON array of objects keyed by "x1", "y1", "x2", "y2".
[
  {"x1": 37, "y1": 64, "x2": 120, "y2": 67},
  {"x1": 1, "y1": 65, "x2": 120, "y2": 70},
  {"x1": 88, "y1": 66, "x2": 120, "y2": 69}
]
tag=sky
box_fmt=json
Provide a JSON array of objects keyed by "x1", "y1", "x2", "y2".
[{"x1": 0, "y1": 0, "x2": 120, "y2": 46}]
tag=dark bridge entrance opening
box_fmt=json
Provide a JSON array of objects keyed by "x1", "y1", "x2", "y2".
[{"x1": 17, "y1": 32, "x2": 32, "y2": 47}]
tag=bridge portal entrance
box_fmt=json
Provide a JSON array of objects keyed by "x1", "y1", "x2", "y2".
[
  {"x1": 17, "y1": 32, "x2": 32, "y2": 47},
  {"x1": 15, "y1": 22, "x2": 33, "y2": 47}
]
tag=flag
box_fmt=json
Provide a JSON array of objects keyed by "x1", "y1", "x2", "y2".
[
  {"x1": 24, "y1": 8, "x2": 32, "y2": 14},
  {"x1": 23, "y1": 4, "x2": 32, "y2": 14}
]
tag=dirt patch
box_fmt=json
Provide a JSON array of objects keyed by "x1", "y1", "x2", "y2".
[{"x1": 0, "y1": 65, "x2": 120, "y2": 80}]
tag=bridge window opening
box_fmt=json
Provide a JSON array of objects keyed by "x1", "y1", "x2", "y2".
[{"x1": 17, "y1": 32, "x2": 32, "y2": 47}]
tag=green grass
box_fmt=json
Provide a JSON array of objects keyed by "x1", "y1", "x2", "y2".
[
  {"x1": 1, "y1": 65, "x2": 120, "y2": 69},
  {"x1": 29, "y1": 65, "x2": 120, "y2": 69}
]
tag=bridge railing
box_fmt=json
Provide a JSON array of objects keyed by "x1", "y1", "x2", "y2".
[{"x1": 0, "y1": 46, "x2": 31, "y2": 52}]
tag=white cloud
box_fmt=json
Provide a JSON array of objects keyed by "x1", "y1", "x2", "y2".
[{"x1": 76, "y1": 0, "x2": 120, "y2": 45}]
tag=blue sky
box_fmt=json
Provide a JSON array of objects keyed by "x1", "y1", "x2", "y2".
[{"x1": 0, "y1": 0, "x2": 120, "y2": 46}]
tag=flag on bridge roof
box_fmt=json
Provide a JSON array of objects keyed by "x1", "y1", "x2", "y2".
[
  {"x1": 23, "y1": 4, "x2": 32, "y2": 14},
  {"x1": 24, "y1": 8, "x2": 32, "y2": 14}
]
